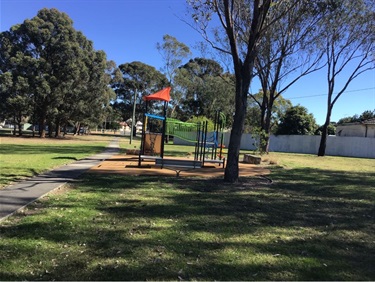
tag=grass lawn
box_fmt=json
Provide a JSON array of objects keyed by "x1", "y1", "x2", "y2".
[
  {"x1": 0, "y1": 134, "x2": 117, "y2": 188},
  {"x1": 0, "y1": 137, "x2": 374, "y2": 280}
]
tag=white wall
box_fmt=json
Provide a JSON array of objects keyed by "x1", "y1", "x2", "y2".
[
  {"x1": 174, "y1": 133, "x2": 375, "y2": 159},
  {"x1": 367, "y1": 125, "x2": 375, "y2": 138},
  {"x1": 337, "y1": 124, "x2": 366, "y2": 137},
  {"x1": 325, "y1": 136, "x2": 375, "y2": 158},
  {"x1": 269, "y1": 135, "x2": 320, "y2": 154},
  {"x1": 337, "y1": 124, "x2": 375, "y2": 138}
]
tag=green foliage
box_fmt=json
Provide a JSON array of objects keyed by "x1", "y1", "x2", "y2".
[
  {"x1": 174, "y1": 58, "x2": 235, "y2": 124},
  {"x1": 276, "y1": 105, "x2": 318, "y2": 135},
  {"x1": 186, "y1": 116, "x2": 214, "y2": 131},
  {"x1": 315, "y1": 123, "x2": 336, "y2": 135},
  {"x1": 116, "y1": 61, "x2": 168, "y2": 122},
  {"x1": 337, "y1": 110, "x2": 375, "y2": 124},
  {"x1": 0, "y1": 8, "x2": 112, "y2": 137},
  {"x1": 156, "y1": 34, "x2": 191, "y2": 82},
  {"x1": 156, "y1": 35, "x2": 192, "y2": 119},
  {"x1": 245, "y1": 90, "x2": 292, "y2": 134},
  {"x1": 251, "y1": 127, "x2": 269, "y2": 155}
]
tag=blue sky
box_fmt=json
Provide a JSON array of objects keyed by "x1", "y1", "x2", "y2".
[{"x1": 1, "y1": 0, "x2": 374, "y2": 125}]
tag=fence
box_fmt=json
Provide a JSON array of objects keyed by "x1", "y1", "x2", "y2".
[{"x1": 174, "y1": 133, "x2": 375, "y2": 159}]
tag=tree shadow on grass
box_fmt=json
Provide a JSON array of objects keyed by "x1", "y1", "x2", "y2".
[
  {"x1": 0, "y1": 167, "x2": 374, "y2": 280},
  {"x1": 269, "y1": 167, "x2": 375, "y2": 200},
  {"x1": 0, "y1": 144, "x2": 105, "y2": 155},
  {"x1": 52, "y1": 156, "x2": 78, "y2": 160}
]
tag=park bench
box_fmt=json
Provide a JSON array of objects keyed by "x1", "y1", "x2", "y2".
[
  {"x1": 155, "y1": 158, "x2": 202, "y2": 177},
  {"x1": 203, "y1": 158, "x2": 226, "y2": 168},
  {"x1": 140, "y1": 155, "x2": 162, "y2": 161}
]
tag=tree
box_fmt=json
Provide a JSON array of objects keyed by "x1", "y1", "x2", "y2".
[
  {"x1": 316, "y1": 0, "x2": 375, "y2": 156},
  {"x1": 315, "y1": 123, "x2": 336, "y2": 136},
  {"x1": 275, "y1": 105, "x2": 317, "y2": 135},
  {"x1": 116, "y1": 61, "x2": 168, "y2": 138},
  {"x1": 0, "y1": 30, "x2": 33, "y2": 136},
  {"x1": 359, "y1": 110, "x2": 375, "y2": 121},
  {"x1": 337, "y1": 110, "x2": 375, "y2": 124},
  {"x1": 253, "y1": 0, "x2": 325, "y2": 152},
  {"x1": 188, "y1": 0, "x2": 274, "y2": 182},
  {"x1": 70, "y1": 50, "x2": 115, "y2": 136},
  {"x1": 0, "y1": 8, "x2": 111, "y2": 138},
  {"x1": 337, "y1": 115, "x2": 360, "y2": 125},
  {"x1": 156, "y1": 35, "x2": 191, "y2": 117},
  {"x1": 174, "y1": 57, "x2": 235, "y2": 122},
  {"x1": 245, "y1": 90, "x2": 292, "y2": 134},
  {"x1": 101, "y1": 60, "x2": 123, "y2": 132}
]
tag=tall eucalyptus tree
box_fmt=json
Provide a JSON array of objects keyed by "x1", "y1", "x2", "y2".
[
  {"x1": 253, "y1": 0, "x2": 325, "y2": 152},
  {"x1": 187, "y1": 0, "x2": 277, "y2": 182},
  {"x1": 117, "y1": 61, "x2": 168, "y2": 139},
  {"x1": 315, "y1": 0, "x2": 375, "y2": 156},
  {"x1": 156, "y1": 34, "x2": 192, "y2": 118}
]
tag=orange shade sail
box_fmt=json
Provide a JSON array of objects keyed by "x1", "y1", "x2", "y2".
[{"x1": 143, "y1": 87, "x2": 171, "y2": 102}]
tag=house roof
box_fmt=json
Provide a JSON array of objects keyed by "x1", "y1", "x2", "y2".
[
  {"x1": 362, "y1": 118, "x2": 375, "y2": 125},
  {"x1": 338, "y1": 118, "x2": 375, "y2": 126}
]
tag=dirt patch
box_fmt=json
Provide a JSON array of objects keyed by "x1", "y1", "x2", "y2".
[{"x1": 89, "y1": 155, "x2": 270, "y2": 178}]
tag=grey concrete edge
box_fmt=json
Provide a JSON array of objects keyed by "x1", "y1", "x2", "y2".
[{"x1": 0, "y1": 137, "x2": 120, "y2": 222}]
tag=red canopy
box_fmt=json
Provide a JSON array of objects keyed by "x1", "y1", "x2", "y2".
[{"x1": 143, "y1": 87, "x2": 171, "y2": 102}]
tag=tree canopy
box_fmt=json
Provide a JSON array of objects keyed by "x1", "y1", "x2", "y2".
[
  {"x1": 337, "y1": 110, "x2": 375, "y2": 124},
  {"x1": 0, "y1": 8, "x2": 113, "y2": 137},
  {"x1": 115, "y1": 61, "x2": 169, "y2": 122},
  {"x1": 156, "y1": 35, "x2": 192, "y2": 118},
  {"x1": 246, "y1": 90, "x2": 292, "y2": 134},
  {"x1": 174, "y1": 57, "x2": 235, "y2": 123},
  {"x1": 275, "y1": 105, "x2": 318, "y2": 135}
]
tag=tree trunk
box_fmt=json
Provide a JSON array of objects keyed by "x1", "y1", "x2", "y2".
[
  {"x1": 17, "y1": 122, "x2": 22, "y2": 136},
  {"x1": 48, "y1": 121, "x2": 53, "y2": 138},
  {"x1": 261, "y1": 133, "x2": 270, "y2": 153},
  {"x1": 224, "y1": 84, "x2": 248, "y2": 183},
  {"x1": 16, "y1": 119, "x2": 22, "y2": 137},
  {"x1": 40, "y1": 116, "x2": 46, "y2": 138},
  {"x1": 55, "y1": 118, "x2": 61, "y2": 137},
  {"x1": 318, "y1": 108, "x2": 332, "y2": 156},
  {"x1": 15, "y1": 111, "x2": 23, "y2": 136},
  {"x1": 260, "y1": 107, "x2": 273, "y2": 153},
  {"x1": 73, "y1": 122, "x2": 80, "y2": 135}
]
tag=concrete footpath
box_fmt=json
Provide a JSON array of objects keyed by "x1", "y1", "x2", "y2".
[{"x1": 0, "y1": 138, "x2": 120, "y2": 222}]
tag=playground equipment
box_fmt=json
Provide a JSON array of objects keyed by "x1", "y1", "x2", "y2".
[
  {"x1": 135, "y1": 87, "x2": 226, "y2": 174},
  {"x1": 138, "y1": 87, "x2": 170, "y2": 166}
]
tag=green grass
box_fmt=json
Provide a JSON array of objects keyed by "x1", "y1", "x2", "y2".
[
  {"x1": 0, "y1": 149, "x2": 374, "y2": 280},
  {"x1": 0, "y1": 134, "x2": 115, "y2": 188},
  {"x1": 266, "y1": 152, "x2": 375, "y2": 172}
]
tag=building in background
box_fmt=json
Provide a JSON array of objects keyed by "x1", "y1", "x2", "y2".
[{"x1": 336, "y1": 118, "x2": 375, "y2": 138}]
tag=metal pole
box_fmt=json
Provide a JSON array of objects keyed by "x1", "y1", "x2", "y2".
[
  {"x1": 160, "y1": 101, "x2": 167, "y2": 159},
  {"x1": 138, "y1": 100, "x2": 147, "y2": 167},
  {"x1": 130, "y1": 89, "x2": 137, "y2": 144},
  {"x1": 202, "y1": 121, "x2": 208, "y2": 166}
]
